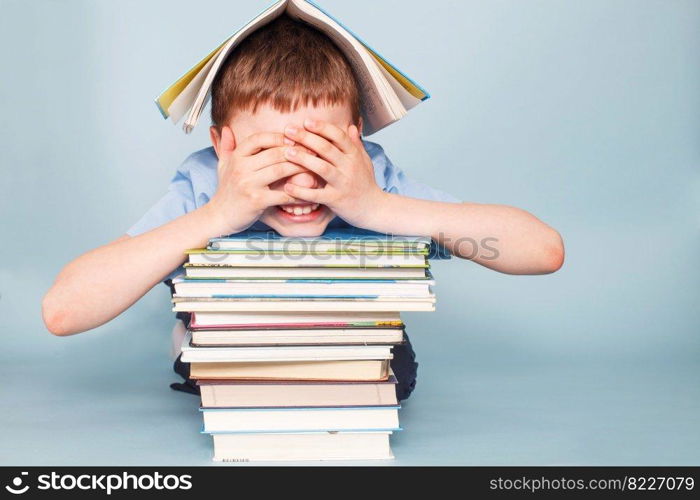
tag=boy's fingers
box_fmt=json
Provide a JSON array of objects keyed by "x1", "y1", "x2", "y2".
[
  {"x1": 264, "y1": 190, "x2": 303, "y2": 207},
  {"x1": 237, "y1": 132, "x2": 287, "y2": 156},
  {"x1": 284, "y1": 147, "x2": 337, "y2": 183},
  {"x1": 348, "y1": 124, "x2": 363, "y2": 147},
  {"x1": 303, "y1": 119, "x2": 355, "y2": 154},
  {"x1": 219, "y1": 126, "x2": 236, "y2": 158},
  {"x1": 283, "y1": 183, "x2": 327, "y2": 204},
  {"x1": 284, "y1": 125, "x2": 343, "y2": 165},
  {"x1": 248, "y1": 146, "x2": 289, "y2": 171},
  {"x1": 253, "y1": 162, "x2": 310, "y2": 186},
  {"x1": 295, "y1": 144, "x2": 316, "y2": 156}
]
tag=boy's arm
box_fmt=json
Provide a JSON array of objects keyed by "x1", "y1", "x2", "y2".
[
  {"x1": 354, "y1": 195, "x2": 564, "y2": 275},
  {"x1": 42, "y1": 130, "x2": 303, "y2": 336},
  {"x1": 281, "y1": 120, "x2": 564, "y2": 275},
  {"x1": 42, "y1": 204, "x2": 221, "y2": 336}
]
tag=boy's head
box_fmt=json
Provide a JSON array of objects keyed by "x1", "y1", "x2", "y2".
[{"x1": 209, "y1": 15, "x2": 362, "y2": 237}]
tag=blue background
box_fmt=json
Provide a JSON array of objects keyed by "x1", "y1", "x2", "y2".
[{"x1": 1, "y1": 0, "x2": 698, "y2": 465}]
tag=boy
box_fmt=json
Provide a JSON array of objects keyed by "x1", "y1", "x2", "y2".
[{"x1": 42, "y1": 16, "x2": 564, "y2": 399}]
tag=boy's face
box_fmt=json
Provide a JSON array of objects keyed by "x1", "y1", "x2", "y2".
[{"x1": 220, "y1": 103, "x2": 356, "y2": 237}]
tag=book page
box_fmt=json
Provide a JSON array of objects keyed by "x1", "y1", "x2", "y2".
[
  {"x1": 168, "y1": 44, "x2": 226, "y2": 123},
  {"x1": 155, "y1": 39, "x2": 227, "y2": 118},
  {"x1": 182, "y1": 0, "x2": 289, "y2": 132},
  {"x1": 364, "y1": 46, "x2": 428, "y2": 100},
  {"x1": 374, "y1": 61, "x2": 422, "y2": 111},
  {"x1": 285, "y1": 0, "x2": 402, "y2": 134}
]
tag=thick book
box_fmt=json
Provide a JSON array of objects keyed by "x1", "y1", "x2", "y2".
[
  {"x1": 180, "y1": 331, "x2": 393, "y2": 362},
  {"x1": 201, "y1": 406, "x2": 400, "y2": 433},
  {"x1": 189, "y1": 359, "x2": 390, "y2": 381},
  {"x1": 185, "y1": 248, "x2": 428, "y2": 268},
  {"x1": 190, "y1": 311, "x2": 403, "y2": 329},
  {"x1": 184, "y1": 264, "x2": 429, "y2": 279},
  {"x1": 190, "y1": 326, "x2": 404, "y2": 347},
  {"x1": 197, "y1": 376, "x2": 398, "y2": 408},
  {"x1": 211, "y1": 431, "x2": 394, "y2": 461},
  {"x1": 155, "y1": 0, "x2": 428, "y2": 136},
  {"x1": 172, "y1": 276, "x2": 434, "y2": 298},
  {"x1": 173, "y1": 296, "x2": 436, "y2": 313}
]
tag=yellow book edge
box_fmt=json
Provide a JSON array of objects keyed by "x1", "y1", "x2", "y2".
[
  {"x1": 365, "y1": 47, "x2": 426, "y2": 101},
  {"x1": 154, "y1": 39, "x2": 228, "y2": 119}
]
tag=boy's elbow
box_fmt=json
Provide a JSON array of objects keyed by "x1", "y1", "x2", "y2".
[
  {"x1": 42, "y1": 290, "x2": 76, "y2": 336},
  {"x1": 541, "y1": 229, "x2": 565, "y2": 274}
]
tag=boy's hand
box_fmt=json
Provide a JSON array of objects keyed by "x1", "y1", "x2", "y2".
[
  {"x1": 281, "y1": 120, "x2": 385, "y2": 229},
  {"x1": 207, "y1": 126, "x2": 306, "y2": 235}
]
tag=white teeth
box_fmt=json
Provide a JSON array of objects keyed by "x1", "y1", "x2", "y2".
[{"x1": 279, "y1": 204, "x2": 320, "y2": 215}]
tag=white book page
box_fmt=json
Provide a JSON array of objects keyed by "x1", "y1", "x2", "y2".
[
  {"x1": 375, "y1": 61, "x2": 422, "y2": 110},
  {"x1": 285, "y1": 0, "x2": 404, "y2": 134},
  {"x1": 182, "y1": 0, "x2": 289, "y2": 133},
  {"x1": 168, "y1": 45, "x2": 226, "y2": 124}
]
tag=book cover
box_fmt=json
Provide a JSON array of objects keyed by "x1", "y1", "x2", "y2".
[{"x1": 154, "y1": 0, "x2": 429, "y2": 135}]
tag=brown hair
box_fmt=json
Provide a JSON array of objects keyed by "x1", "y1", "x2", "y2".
[{"x1": 210, "y1": 15, "x2": 361, "y2": 128}]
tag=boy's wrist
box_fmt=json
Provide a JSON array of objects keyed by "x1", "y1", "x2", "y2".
[
  {"x1": 357, "y1": 192, "x2": 442, "y2": 237},
  {"x1": 354, "y1": 190, "x2": 395, "y2": 232},
  {"x1": 196, "y1": 201, "x2": 244, "y2": 238}
]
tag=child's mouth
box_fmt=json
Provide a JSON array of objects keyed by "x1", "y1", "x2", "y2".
[{"x1": 276, "y1": 203, "x2": 325, "y2": 222}]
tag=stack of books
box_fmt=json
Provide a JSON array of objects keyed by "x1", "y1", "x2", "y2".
[{"x1": 173, "y1": 228, "x2": 436, "y2": 461}]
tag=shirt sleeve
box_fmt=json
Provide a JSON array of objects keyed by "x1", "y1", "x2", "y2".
[
  {"x1": 125, "y1": 166, "x2": 197, "y2": 238},
  {"x1": 385, "y1": 168, "x2": 462, "y2": 203}
]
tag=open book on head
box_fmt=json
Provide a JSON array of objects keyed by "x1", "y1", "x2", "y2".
[{"x1": 155, "y1": 0, "x2": 429, "y2": 136}]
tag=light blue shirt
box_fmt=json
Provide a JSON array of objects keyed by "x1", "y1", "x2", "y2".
[{"x1": 127, "y1": 140, "x2": 460, "y2": 278}]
